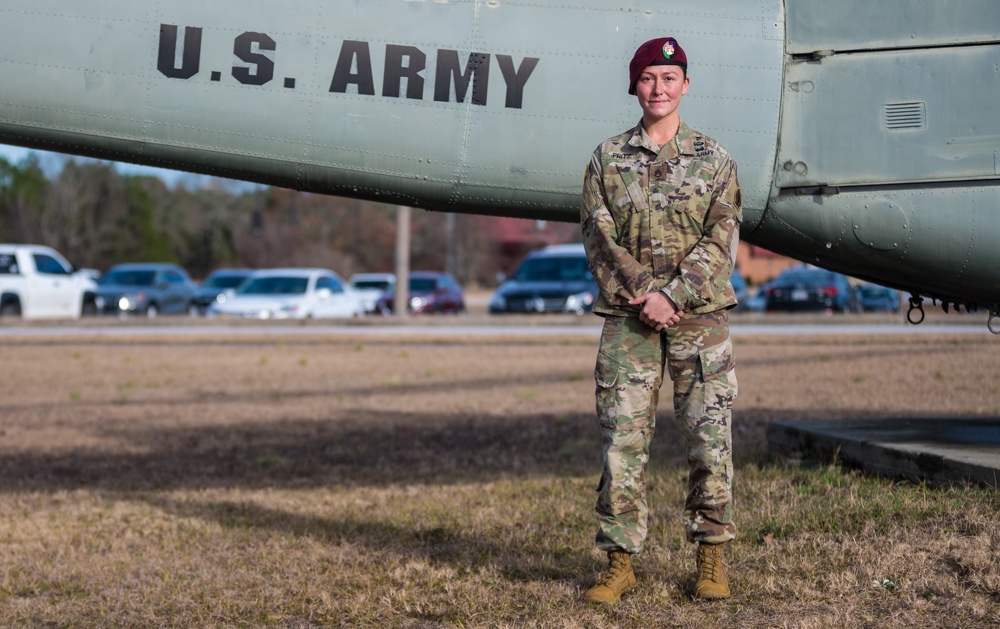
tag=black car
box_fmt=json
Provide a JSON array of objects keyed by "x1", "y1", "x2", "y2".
[
  {"x1": 489, "y1": 244, "x2": 599, "y2": 314},
  {"x1": 192, "y1": 268, "x2": 255, "y2": 314},
  {"x1": 764, "y1": 267, "x2": 861, "y2": 314}
]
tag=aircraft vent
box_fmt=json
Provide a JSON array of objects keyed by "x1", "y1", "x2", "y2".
[{"x1": 883, "y1": 102, "x2": 925, "y2": 130}]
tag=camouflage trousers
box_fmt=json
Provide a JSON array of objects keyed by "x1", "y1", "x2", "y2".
[{"x1": 593, "y1": 311, "x2": 737, "y2": 553}]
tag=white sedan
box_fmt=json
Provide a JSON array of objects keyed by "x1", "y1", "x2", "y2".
[
  {"x1": 349, "y1": 272, "x2": 395, "y2": 314},
  {"x1": 209, "y1": 268, "x2": 364, "y2": 319}
]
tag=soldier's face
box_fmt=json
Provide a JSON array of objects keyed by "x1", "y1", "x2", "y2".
[{"x1": 635, "y1": 65, "x2": 688, "y2": 122}]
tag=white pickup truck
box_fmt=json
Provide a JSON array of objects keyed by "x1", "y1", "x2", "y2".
[{"x1": 0, "y1": 244, "x2": 100, "y2": 319}]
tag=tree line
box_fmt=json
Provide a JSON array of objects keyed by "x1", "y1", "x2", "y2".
[{"x1": 0, "y1": 154, "x2": 577, "y2": 285}]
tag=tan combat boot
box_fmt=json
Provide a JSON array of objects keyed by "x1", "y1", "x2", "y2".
[
  {"x1": 694, "y1": 542, "x2": 730, "y2": 600},
  {"x1": 583, "y1": 550, "x2": 636, "y2": 603}
]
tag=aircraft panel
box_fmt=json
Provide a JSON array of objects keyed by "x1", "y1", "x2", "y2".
[
  {"x1": 786, "y1": 0, "x2": 1000, "y2": 54},
  {"x1": 618, "y1": 0, "x2": 785, "y2": 211},
  {"x1": 757, "y1": 183, "x2": 1000, "y2": 305},
  {"x1": 462, "y1": 1, "x2": 783, "y2": 210},
  {"x1": 144, "y1": 1, "x2": 482, "y2": 186},
  {"x1": 0, "y1": 0, "x2": 783, "y2": 220},
  {"x1": 303, "y1": 99, "x2": 468, "y2": 183},
  {"x1": 144, "y1": 42, "x2": 474, "y2": 180},
  {"x1": 0, "y1": 8, "x2": 152, "y2": 141},
  {"x1": 447, "y1": 3, "x2": 639, "y2": 202},
  {"x1": 775, "y1": 43, "x2": 1000, "y2": 189},
  {"x1": 151, "y1": 0, "x2": 480, "y2": 52},
  {"x1": 644, "y1": 15, "x2": 783, "y2": 214}
]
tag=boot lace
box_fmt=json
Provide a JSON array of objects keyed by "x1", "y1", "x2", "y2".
[
  {"x1": 599, "y1": 552, "x2": 630, "y2": 586},
  {"x1": 697, "y1": 545, "x2": 721, "y2": 582}
]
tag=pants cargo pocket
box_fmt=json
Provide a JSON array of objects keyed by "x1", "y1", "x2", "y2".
[
  {"x1": 594, "y1": 349, "x2": 621, "y2": 429},
  {"x1": 698, "y1": 336, "x2": 735, "y2": 382}
]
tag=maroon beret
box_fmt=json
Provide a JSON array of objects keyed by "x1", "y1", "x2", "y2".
[{"x1": 628, "y1": 37, "x2": 687, "y2": 95}]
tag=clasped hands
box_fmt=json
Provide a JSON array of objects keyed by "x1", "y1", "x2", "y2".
[{"x1": 629, "y1": 291, "x2": 683, "y2": 332}]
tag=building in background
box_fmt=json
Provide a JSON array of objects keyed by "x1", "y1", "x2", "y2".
[
  {"x1": 485, "y1": 217, "x2": 581, "y2": 281},
  {"x1": 736, "y1": 244, "x2": 799, "y2": 287}
]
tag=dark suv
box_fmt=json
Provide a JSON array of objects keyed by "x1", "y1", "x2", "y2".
[{"x1": 489, "y1": 244, "x2": 598, "y2": 314}]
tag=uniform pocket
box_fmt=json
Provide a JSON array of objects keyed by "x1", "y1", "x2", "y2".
[
  {"x1": 698, "y1": 336, "x2": 735, "y2": 382},
  {"x1": 615, "y1": 165, "x2": 648, "y2": 213},
  {"x1": 669, "y1": 180, "x2": 712, "y2": 227},
  {"x1": 595, "y1": 349, "x2": 620, "y2": 388},
  {"x1": 594, "y1": 350, "x2": 621, "y2": 429}
]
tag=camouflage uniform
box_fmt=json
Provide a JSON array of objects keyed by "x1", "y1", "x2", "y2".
[{"x1": 581, "y1": 119, "x2": 742, "y2": 553}]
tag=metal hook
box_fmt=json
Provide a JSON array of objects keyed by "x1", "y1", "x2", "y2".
[
  {"x1": 906, "y1": 295, "x2": 925, "y2": 325},
  {"x1": 989, "y1": 306, "x2": 1000, "y2": 335}
]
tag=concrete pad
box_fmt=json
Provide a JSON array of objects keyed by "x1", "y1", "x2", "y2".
[{"x1": 767, "y1": 418, "x2": 1000, "y2": 488}]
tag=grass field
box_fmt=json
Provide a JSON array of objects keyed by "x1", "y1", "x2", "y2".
[{"x1": 0, "y1": 327, "x2": 998, "y2": 627}]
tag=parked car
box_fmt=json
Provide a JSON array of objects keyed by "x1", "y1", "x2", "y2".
[
  {"x1": 744, "y1": 281, "x2": 772, "y2": 313},
  {"x1": 489, "y1": 243, "x2": 598, "y2": 314},
  {"x1": 349, "y1": 272, "x2": 395, "y2": 313},
  {"x1": 97, "y1": 263, "x2": 197, "y2": 316},
  {"x1": 209, "y1": 268, "x2": 363, "y2": 319},
  {"x1": 730, "y1": 267, "x2": 749, "y2": 312},
  {"x1": 193, "y1": 268, "x2": 255, "y2": 314},
  {"x1": 0, "y1": 244, "x2": 100, "y2": 319},
  {"x1": 376, "y1": 271, "x2": 465, "y2": 314},
  {"x1": 764, "y1": 267, "x2": 861, "y2": 314},
  {"x1": 857, "y1": 282, "x2": 901, "y2": 313}
]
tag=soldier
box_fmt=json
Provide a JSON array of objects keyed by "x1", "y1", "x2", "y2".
[{"x1": 580, "y1": 36, "x2": 742, "y2": 603}]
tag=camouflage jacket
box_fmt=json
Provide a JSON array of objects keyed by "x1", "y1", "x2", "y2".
[{"x1": 580, "y1": 119, "x2": 742, "y2": 317}]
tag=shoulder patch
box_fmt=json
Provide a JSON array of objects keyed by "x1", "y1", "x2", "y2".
[{"x1": 691, "y1": 135, "x2": 713, "y2": 158}]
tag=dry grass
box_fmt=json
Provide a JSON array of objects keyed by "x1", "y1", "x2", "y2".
[{"x1": 0, "y1": 326, "x2": 998, "y2": 627}]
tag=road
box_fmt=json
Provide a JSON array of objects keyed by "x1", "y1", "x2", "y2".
[{"x1": 0, "y1": 311, "x2": 991, "y2": 338}]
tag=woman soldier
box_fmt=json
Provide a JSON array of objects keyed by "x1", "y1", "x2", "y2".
[{"x1": 580, "y1": 36, "x2": 742, "y2": 603}]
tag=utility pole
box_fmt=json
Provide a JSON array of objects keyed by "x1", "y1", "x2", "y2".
[
  {"x1": 446, "y1": 213, "x2": 457, "y2": 278},
  {"x1": 393, "y1": 205, "x2": 411, "y2": 318}
]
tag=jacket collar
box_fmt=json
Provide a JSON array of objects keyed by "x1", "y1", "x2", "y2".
[{"x1": 627, "y1": 119, "x2": 699, "y2": 161}]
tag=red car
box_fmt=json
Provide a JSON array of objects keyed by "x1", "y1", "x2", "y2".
[{"x1": 376, "y1": 271, "x2": 465, "y2": 314}]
